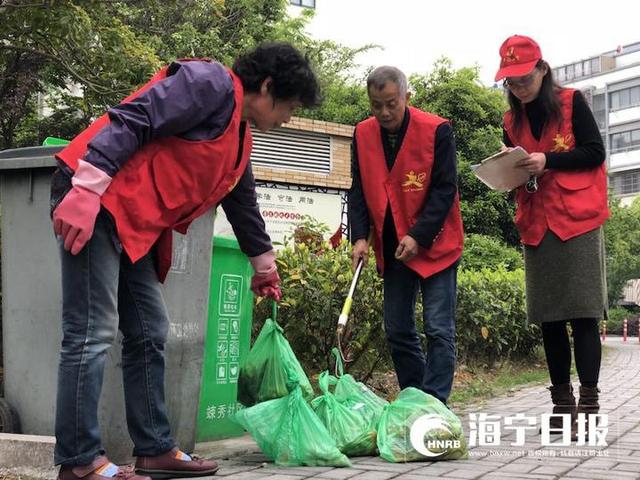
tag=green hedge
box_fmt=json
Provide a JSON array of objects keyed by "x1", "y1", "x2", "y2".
[
  {"x1": 460, "y1": 234, "x2": 523, "y2": 272},
  {"x1": 253, "y1": 235, "x2": 539, "y2": 377},
  {"x1": 456, "y1": 268, "x2": 538, "y2": 364}
]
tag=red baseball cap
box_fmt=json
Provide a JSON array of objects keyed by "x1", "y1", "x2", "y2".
[{"x1": 495, "y1": 35, "x2": 542, "y2": 81}]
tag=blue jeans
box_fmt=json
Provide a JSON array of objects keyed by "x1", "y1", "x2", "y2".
[
  {"x1": 383, "y1": 258, "x2": 458, "y2": 404},
  {"x1": 54, "y1": 210, "x2": 176, "y2": 465}
]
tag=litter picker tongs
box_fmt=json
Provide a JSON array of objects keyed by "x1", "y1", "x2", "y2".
[{"x1": 335, "y1": 256, "x2": 365, "y2": 366}]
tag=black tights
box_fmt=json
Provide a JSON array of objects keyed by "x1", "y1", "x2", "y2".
[{"x1": 541, "y1": 319, "x2": 601, "y2": 388}]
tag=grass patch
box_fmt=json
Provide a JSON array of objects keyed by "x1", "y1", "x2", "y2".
[
  {"x1": 449, "y1": 360, "x2": 549, "y2": 410},
  {"x1": 448, "y1": 346, "x2": 550, "y2": 410}
]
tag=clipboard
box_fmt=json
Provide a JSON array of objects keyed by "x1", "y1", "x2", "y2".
[{"x1": 470, "y1": 147, "x2": 531, "y2": 192}]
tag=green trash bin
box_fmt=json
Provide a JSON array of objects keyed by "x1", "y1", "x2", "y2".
[{"x1": 196, "y1": 236, "x2": 255, "y2": 441}]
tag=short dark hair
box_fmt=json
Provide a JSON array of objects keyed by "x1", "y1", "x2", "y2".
[{"x1": 232, "y1": 42, "x2": 320, "y2": 108}]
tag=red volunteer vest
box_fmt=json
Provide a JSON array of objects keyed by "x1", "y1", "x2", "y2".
[
  {"x1": 504, "y1": 88, "x2": 609, "y2": 246},
  {"x1": 356, "y1": 107, "x2": 464, "y2": 278},
  {"x1": 56, "y1": 61, "x2": 252, "y2": 282}
]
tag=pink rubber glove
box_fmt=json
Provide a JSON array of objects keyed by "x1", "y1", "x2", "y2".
[
  {"x1": 53, "y1": 160, "x2": 112, "y2": 255},
  {"x1": 249, "y1": 250, "x2": 282, "y2": 301}
]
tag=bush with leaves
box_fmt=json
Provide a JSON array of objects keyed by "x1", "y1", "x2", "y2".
[
  {"x1": 605, "y1": 307, "x2": 639, "y2": 336},
  {"x1": 461, "y1": 234, "x2": 523, "y2": 272},
  {"x1": 456, "y1": 268, "x2": 539, "y2": 365},
  {"x1": 253, "y1": 235, "x2": 390, "y2": 379},
  {"x1": 253, "y1": 219, "x2": 539, "y2": 378}
]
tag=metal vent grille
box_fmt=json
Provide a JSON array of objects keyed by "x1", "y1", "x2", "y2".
[{"x1": 250, "y1": 127, "x2": 331, "y2": 174}]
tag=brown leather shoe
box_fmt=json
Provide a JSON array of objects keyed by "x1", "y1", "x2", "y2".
[
  {"x1": 135, "y1": 448, "x2": 219, "y2": 479},
  {"x1": 58, "y1": 456, "x2": 151, "y2": 480}
]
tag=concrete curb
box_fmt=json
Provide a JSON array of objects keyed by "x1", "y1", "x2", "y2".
[
  {"x1": 194, "y1": 433, "x2": 260, "y2": 460},
  {"x1": 0, "y1": 433, "x2": 57, "y2": 479},
  {"x1": 0, "y1": 432, "x2": 259, "y2": 479}
]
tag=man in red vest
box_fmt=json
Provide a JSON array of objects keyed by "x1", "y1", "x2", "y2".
[
  {"x1": 349, "y1": 66, "x2": 463, "y2": 404},
  {"x1": 50, "y1": 43, "x2": 319, "y2": 480}
]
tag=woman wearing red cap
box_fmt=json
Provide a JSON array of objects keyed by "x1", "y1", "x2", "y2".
[{"x1": 495, "y1": 35, "x2": 608, "y2": 438}]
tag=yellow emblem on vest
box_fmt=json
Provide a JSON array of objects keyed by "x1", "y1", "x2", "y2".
[
  {"x1": 402, "y1": 171, "x2": 427, "y2": 192},
  {"x1": 551, "y1": 133, "x2": 573, "y2": 152}
]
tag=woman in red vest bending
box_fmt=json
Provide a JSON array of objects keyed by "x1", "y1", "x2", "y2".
[
  {"x1": 50, "y1": 43, "x2": 319, "y2": 480},
  {"x1": 495, "y1": 35, "x2": 608, "y2": 438}
]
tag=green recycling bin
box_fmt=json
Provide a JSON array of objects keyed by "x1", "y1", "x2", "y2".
[{"x1": 196, "y1": 236, "x2": 254, "y2": 441}]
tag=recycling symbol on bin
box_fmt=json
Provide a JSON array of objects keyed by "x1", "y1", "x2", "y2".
[{"x1": 225, "y1": 282, "x2": 238, "y2": 302}]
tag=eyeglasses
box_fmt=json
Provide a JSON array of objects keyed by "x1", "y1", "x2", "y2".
[{"x1": 503, "y1": 69, "x2": 540, "y2": 89}]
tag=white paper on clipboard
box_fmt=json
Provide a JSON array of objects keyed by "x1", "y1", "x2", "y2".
[{"x1": 470, "y1": 147, "x2": 531, "y2": 192}]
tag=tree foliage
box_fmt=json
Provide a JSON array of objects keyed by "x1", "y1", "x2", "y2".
[
  {"x1": 605, "y1": 197, "x2": 640, "y2": 305},
  {"x1": 0, "y1": 0, "x2": 310, "y2": 149},
  {"x1": 297, "y1": 40, "x2": 374, "y2": 126}
]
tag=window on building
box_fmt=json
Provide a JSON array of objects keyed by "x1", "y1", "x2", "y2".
[
  {"x1": 611, "y1": 170, "x2": 640, "y2": 195},
  {"x1": 610, "y1": 128, "x2": 640, "y2": 153},
  {"x1": 556, "y1": 67, "x2": 566, "y2": 82},
  {"x1": 583, "y1": 60, "x2": 591, "y2": 76},
  {"x1": 290, "y1": 0, "x2": 315, "y2": 7},
  {"x1": 566, "y1": 64, "x2": 575, "y2": 80},
  {"x1": 610, "y1": 86, "x2": 640, "y2": 111},
  {"x1": 592, "y1": 94, "x2": 606, "y2": 129},
  {"x1": 574, "y1": 62, "x2": 583, "y2": 78},
  {"x1": 591, "y1": 58, "x2": 601, "y2": 74}
]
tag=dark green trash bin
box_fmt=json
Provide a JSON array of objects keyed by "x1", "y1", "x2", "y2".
[{"x1": 196, "y1": 236, "x2": 254, "y2": 441}]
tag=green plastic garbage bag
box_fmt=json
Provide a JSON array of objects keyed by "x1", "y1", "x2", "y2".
[
  {"x1": 311, "y1": 371, "x2": 377, "y2": 456},
  {"x1": 233, "y1": 375, "x2": 351, "y2": 467},
  {"x1": 237, "y1": 317, "x2": 313, "y2": 406},
  {"x1": 377, "y1": 387, "x2": 468, "y2": 462},
  {"x1": 331, "y1": 348, "x2": 388, "y2": 425}
]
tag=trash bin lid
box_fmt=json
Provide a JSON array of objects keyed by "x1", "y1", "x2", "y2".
[
  {"x1": 0, "y1": 145, "x2": 62, "y2": 170},
  {"x1": 42, "y1": 136, "x2": 71, "y2": 146}
]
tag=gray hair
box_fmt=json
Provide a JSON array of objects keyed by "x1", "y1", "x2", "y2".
[{"x1": 367, "y1": 66, "x2": 408, "y2": 97}]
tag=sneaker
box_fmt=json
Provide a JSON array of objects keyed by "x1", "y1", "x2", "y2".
[
  {"x1": 58, "y1": 456, "x2": 151, "y2": 480},
  {"x1": 135, "y1": 448, "x2": 219, "y2": 479}
]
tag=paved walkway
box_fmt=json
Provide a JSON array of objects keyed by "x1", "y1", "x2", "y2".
[{"x1": 206, "y1": 336, "x2": 640, "y2": 480}]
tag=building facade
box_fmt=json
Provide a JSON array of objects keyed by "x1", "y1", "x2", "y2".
[
  {"x1": 554, "y1": 41, "x2": 640, "y2": 205},
  {"x1": 213, "y1": 117, "x2": 354, "y2": 245}
]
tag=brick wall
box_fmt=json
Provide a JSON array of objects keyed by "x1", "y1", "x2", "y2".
[{"x1": 252, "y1": 116, "x2": 354, "y2": 190}]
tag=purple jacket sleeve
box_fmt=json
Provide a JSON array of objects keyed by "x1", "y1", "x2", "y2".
[{"x1": 85, "y1": 61, "x2": 235, "y2": 176}]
